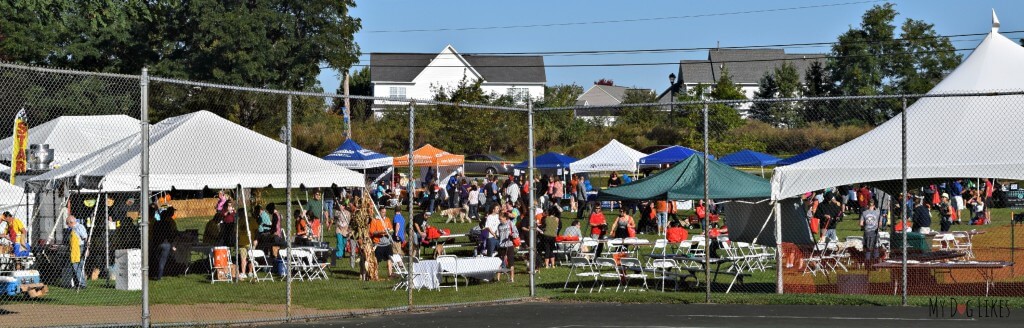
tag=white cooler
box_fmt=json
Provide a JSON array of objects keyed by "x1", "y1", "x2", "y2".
[{"x1": 115, "y1": 249, "x2": 142, "y2": 291}]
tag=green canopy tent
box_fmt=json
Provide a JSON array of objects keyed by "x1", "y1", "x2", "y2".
[{"x1": 597, "y1": 154, "x2": 770, "y2": 201}]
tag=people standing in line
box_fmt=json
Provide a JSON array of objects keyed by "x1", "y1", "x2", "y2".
[
  {"x1": 484, "y1": 203, "x2": 502, "y2": 256},
  {"x1": 468, "y1": 184, "x2": 481, "y2": 220},
  {"x1": 860, "y1": 201, "x2": 882, "y2": 262},
  {"x1": 588, "y1": 204, "x2": 607, "y2": 239},
  {"x1": 540, "y1": 207, "x2": 559, "y2": 269},
  {"x1": 937, "y1": 193, "x2": 954, "y2": 232},
  {"x1": 496, "y1": 210, "x2": 518, "y2": 282},
  {"x1": 66, "y1": 215, "x2": 88, "y2": 287},
  {"x1": 815, "y1": 194, "x2": 841, "y2": 243},
  {"x1": 334, "y1": 205, "x2": 351, "y2": 260},
  {"x1": 911, "y1": 196, "x2": 932, "y2": 234}
]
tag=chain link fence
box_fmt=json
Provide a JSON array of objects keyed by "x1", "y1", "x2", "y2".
[{"x1": 2, "y1": 61, "x2": 1023, "y2": 327}]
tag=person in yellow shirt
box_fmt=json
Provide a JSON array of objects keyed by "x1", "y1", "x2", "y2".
[
  {"x1": 2, "y1": 212, "x2": 27, "y2": 250},
  {"x1": 66, "y1": 215, "x2": 88, "y2": 289}
]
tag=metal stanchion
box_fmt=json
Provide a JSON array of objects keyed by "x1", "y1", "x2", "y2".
[
  {"x1": 528, "y1": 101, "x2": 536, "y2": 297},
  {"x1": 140, "y1": 67, "x2": 151, "y2": 328},
  {"x1": 408, "y1": 101, "x2": 415, "y2": 308},
  {"x1": 703, "y1": 103, "x2": 710, "y2": 303},
  {"x1": 901, "y1": 97, "x2": 908, "y2": 306},
  {"x1": 286, "y1": 95, "x2": 294, "y2": 320}
]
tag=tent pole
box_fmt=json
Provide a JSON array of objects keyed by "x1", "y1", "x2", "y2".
[
  {"x1": 774, "y1": 201, "x2": 783, "y2": 294},
  {"x1": 104, "y1": 193, "x2": 110, "y2": 287},
  {"x1": 242, "y1": 187, "x2": 252, "y2": 279},
  {"x1": 235, "y1": 185, "x2": 240, "y2": 282},
  {"x1": 702, "y1": 103, "x2": 710, "y2": 303},
  {"x1": 140, "y1": 67, "x2": 150, "y2": 328}
]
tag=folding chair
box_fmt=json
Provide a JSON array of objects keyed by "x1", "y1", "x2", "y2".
[
  {"x1": 802, "y1": 243, "x2": 825, "y2": 276},
  {"x1": 720, "y1": 242, "x2": 746, "y2": 274},
  {"x1": 436, "y1": 255, "x2": 460, "y2": 291},
  {"x1": 951, "y1": 231, "x2": 974, "y2": 259},
  {"x1": 249, "y1": 249, "x2": 275, "y2": 282},
  {"x1": 646, "y1": 239, "x2": 669, "y2": 267},
  {"x1": 391, "y1": 254, "x2": 428, "y2": 291},
  {"x1": 594, "y1": 258, "x2": 621, "y2": 293},
  {"x1": 649, "y1": 259, "x2": 678, "y2": 292},
  {"x1": 278, "y1": 249, "x2": 306, "y2": 281},
  {"x1": 564, "y1": 257, "x2": 599, "y2": 294},
  {"x1": 303, "y1": 249, "x2": 329, "y2": 280},
  {"x1": 931, "y1": 233, "x2": 950, "y2": 251},
  {"x1": 579, "y1": 238, "x2": 599, "y2": 261},
  {"x1": 618, "y1": 258, "x2": 649, "y2": 292}
]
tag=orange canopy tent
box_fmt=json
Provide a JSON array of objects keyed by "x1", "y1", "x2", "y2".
[{"x1": 393, "y1": 144, "x2": 465, "y2": 167}]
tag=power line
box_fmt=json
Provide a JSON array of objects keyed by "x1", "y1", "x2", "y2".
[
  {"x1": 353, "y1": 47, "x2": 974, "y2": 69},
  {"x1": 356, "y1": 30, "x2": 1023, "y2": 59},
  {"x1": 364, "y1": 0, "x2": 883, "y2": 33}
]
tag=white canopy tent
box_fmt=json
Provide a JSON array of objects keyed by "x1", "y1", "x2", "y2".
[
  {"x1": 569, "y1": 139, "x2": 647, "y2": 174},
  {"x1": 0, "y1": 115, "x2": 140, "y2": 168},
  {"x1": 28, "y1": 110, "x2": 364, "y2": 192},
  {"x1": 772, "y1": 14, "x2": 1024, "y2": 200}
]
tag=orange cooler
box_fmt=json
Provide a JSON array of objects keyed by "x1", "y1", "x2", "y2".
[{"x1": 213, "y1": 247, "x2": 230, "y2": 268}]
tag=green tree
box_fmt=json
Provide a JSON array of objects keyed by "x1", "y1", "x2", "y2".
[
  {"x1": 750, "y1": 63, "x2": 802, "y2": 127},
  {"x1": 827, "y1": 3, "x2": 960, "y2": 125},
  {"x1": 800, "y1": 61, "x2": 835, "y2": 123}
]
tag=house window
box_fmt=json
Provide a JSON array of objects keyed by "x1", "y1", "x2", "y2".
[
  {"x1": 389, "y1": 87, "x2": 407, "y2": 100},
  {"x1": 507, "y1": 87, "x2": 529, "y2": 102}
]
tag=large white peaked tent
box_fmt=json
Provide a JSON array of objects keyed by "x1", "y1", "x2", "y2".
[
  {"x1": 29, "y1": 111, "x2": 364, "y2": 192},
  {"x1": 569, "y1": 139, "x2": 647, "y2": 173},
  {"x1": 0, "y1": 115, "x2": 140, "y2": 168},
  {"x1": 772, "y1": 12, "x2": 1024, "y2": 200},
  {"x1": 0, "y1": 182, "x2": 23, "y2": 207}
]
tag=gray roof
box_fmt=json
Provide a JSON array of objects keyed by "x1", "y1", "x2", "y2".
[
  {"x1": 680, "y1": 49, "x2": 823, "y2": 85},
  {"x1": 370, "y1": 53, "x2": 546, "y2": 83},
  {"x1": 575, "y1": 85, "x2": 629, "y2": 107}
]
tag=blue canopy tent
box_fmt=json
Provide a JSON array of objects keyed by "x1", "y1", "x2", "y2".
[
  {"x1": 775, "y1": 148, "x2": 824, "y2": 166},
  {"x1": 513, "y1": 152, "x2": 578, "y2": 170},
  {"x1": 323, "y1": 139, "x2": 394, "y2": 184},
  {"x1": 638, "y1": 146, "x2": 715, "y2": 167},
  {"x1": 717, "y1": 149, "x2": 781, "y2": 177}
]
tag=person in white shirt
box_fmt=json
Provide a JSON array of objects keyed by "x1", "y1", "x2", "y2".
[
  {"x1": 468, "y1": 184, "x2": 481, "y2": 219},
  {"x1": 484, "y1": 204, "x2": 501, "y2": 256},
  {"x1": 505, "y1": 180, "x2": 521, "y2": 205}
]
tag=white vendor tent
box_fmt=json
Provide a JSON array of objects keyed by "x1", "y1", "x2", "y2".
[
  {"x1": 28, "y1": 110, "x2": 364, "y2": 192},
  {"x1": 0, "y1": 182, "x2": 30, "y2": 226},
  {"x1": 0, "y1": 115, "x2": 140, "y2": 168},
  {"x1": 772, "y1": 14, "x2": 1024, "y2": 200},
  {"x1": 569, "y1": 139, "x2": 646, "y2": 173}
]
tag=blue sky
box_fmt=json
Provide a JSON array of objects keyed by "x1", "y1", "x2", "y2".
[{"x1": 318, "y1": 0, "x2": 1024, "y2": 94}]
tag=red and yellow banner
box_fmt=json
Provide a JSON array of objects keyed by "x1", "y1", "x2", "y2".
[{"x1": 10, "y1": 108, "x2": 27, "y2": 184}]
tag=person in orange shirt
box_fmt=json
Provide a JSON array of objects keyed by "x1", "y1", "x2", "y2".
[
  {"x1": 588, "y1": 204, "x2": 607, "y2": 239},
  {"x1": 368, "y1": 213, "x2": 394, "y2": 276},
  {"x1": 655, "y1": 200, "x2": 669, "y2": 236}
]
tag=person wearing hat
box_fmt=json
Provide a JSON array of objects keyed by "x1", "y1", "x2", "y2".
[{"x1": 937, "y1": 193, "x2": 955, "y2": 232}]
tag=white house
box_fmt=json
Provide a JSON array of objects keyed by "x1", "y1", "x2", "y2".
[
  {"x1": 657, "y1": 48, "x2": 823, "y2": 117},
  {"x1": 370, "y1": 45, "x2": 545, "y2": 114}
]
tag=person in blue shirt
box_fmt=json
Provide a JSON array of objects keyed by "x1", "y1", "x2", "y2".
[{"x1": 392, "y1": 209, "x2": 406, "y2": 244}]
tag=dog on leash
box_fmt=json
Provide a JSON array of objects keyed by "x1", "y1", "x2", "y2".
[{"x1": 441, "y1": 205, "x2": 471, "y2": 223}]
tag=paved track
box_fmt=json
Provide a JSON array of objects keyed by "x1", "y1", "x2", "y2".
[{"x1": 272, "y1": 301, "x2": 1021, "y2": 328}]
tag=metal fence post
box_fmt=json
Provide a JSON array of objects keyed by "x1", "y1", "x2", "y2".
[
  {"x1": 528, "y1": 101, "x2": 536, "y2": 297},
  {"x1": 901, "y1": 97, "x2": 908, "y2": 306},
  {"x1": 140, "y1": 67, "x2": 151, "y2": 328},
  {"x1": 703, "y1": 103, "x2": 710, "y2": 303},
  {"x1": 408, "y1": 101, "x2": 415, "y2": 309},
  {"x1": 286, "y1": 95, "x2": 294, "y2": 320}
]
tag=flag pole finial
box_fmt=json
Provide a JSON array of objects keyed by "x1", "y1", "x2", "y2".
[{"x1": 992, "y1": 9, "x2": 1000, "y2": 33}]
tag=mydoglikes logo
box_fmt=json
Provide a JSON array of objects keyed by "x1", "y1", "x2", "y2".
[{"x1": 929, "y1": 297, "x2": 1011, "y2": 318}]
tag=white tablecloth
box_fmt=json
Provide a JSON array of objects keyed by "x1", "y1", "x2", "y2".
[{"x1": 411, "y1": 257, "x2": 503, "y2": 290}]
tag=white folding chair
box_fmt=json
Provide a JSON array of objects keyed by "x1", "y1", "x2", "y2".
[
  {"x1": 565, "y1": 257, "x2": 599, "y2": 294},
  {"x1": 579, "y1": 238, "x2": 600, "y2": 260},
  {"x1": 931, "y1": 233, "x2": 949, "y2": 250},
  {"x1": 305, "y1": 249, "x2": 329, "y2": 280},
  {"x1": 618, "y1": 258, "x2": 649, "y2": 292},
  {"x1": 594, "y1": 257, "x2": 621, "y2": 293},
  {"x1": 878, "y1": 231, "x2": 891, "y2": 250},
  {"x1": 720, "y1": 242, "x2": 746, "y2": 274},
  {"x1": 391, "y1": 254, "x2": 428, "y2": 291},
  {"x1": 650, "y1": 259, "x2": 679, "y2": 292},
  {"x1": 802, "y1": 243, "x2": 825, "y2": 276},
  {"x1": 279, "y1": 249, "x2": 308, "y2": 281},
  {"x1": 436, "y1": 255, "x2": 460, "y2": 291},
  {"x1": 952, "y1": 231, "x2": 974, "y2": 259},
  {"x1": 249, "y1": 249, "x2": 275, "y2": 282},
  {"x1": 646, "y1": 239, "x2": 669, "y2": 267}
]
